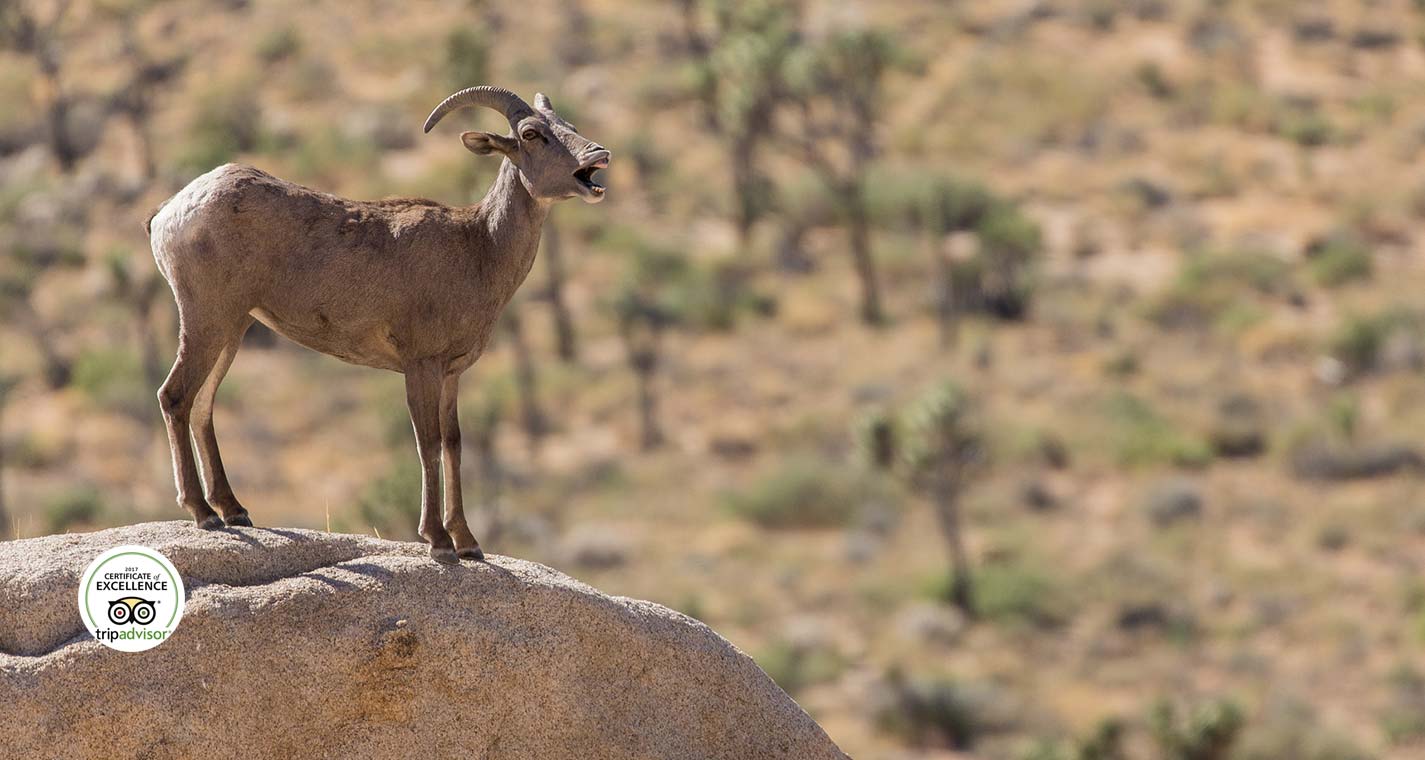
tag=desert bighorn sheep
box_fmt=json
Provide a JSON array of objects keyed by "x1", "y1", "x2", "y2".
[{"x1": 146, "y1": 86, "x2": 609, "y2": 563}]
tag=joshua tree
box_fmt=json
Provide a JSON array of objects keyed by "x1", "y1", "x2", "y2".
[
  {"x1": 678, "y1": 0, "x2": 801, "y2": 246},
  {"x1": 611, "y1": 239, "x2": 687, "y2": 451},
  {"x1": 145, "y1": 85, "x2": 611, "y2": 563},
  {"x1": 1, "y1": 243, "x2": 81, "y2": 390},
  {"x1": 106, "y1": 11, "x2": 186, "y2": 182},
  {"x1": 615, "y1": 289, "x2": 671, "y2": 451},
  {"x1": 783, "y1": 27, "x2": 918, "y2": 325},
  {"x1": 892, "y1": 175, "x2": 994, "y2": 347},
  {"x1": 902, "y1": 382, "x2": 985, "y2": 614},
  {"x1": 0, "y1": 0, "x2": 79, "y2": 171},
  {"x1": 540, "y1": 220, "x2": 579, "y2": 362}
]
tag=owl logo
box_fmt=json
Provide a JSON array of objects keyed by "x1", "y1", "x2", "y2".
[{"x1": 107, "y1": 596, "x2": 158, "y2": 626}]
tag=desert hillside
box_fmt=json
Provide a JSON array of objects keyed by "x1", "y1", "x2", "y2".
[{"x1": 4, "y1": 1, "x2": 1425, "y2": 758}]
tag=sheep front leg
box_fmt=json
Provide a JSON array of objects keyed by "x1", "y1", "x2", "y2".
[
  {"x1": 405, "y1": 361, "x2": 457, "y2": 564},
  {"x1": 440, "y1": 373, "x2": 484, "y2": 560}
]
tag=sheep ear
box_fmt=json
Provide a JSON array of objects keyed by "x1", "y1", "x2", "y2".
[
  {"x1": 460, "y1": 131, "x2": 517, "y2": 157},
  {"x1": 534, "y1": 93, "x2": 554, "y2": 113}
]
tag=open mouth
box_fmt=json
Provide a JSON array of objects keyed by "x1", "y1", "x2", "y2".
[{"x1": 573, "y1": 151, "x2": 609, "y2": 199}]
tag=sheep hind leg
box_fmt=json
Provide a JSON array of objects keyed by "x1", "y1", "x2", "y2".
[
  {"x1": 191, "y1": 317, "x2": 254, "y2": 527},
  {"x1": 159, "y1": 314, "x2": 242, "y2": 530}
]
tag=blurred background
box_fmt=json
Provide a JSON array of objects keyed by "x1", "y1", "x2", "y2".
[{"x1": 3, "y1": 0, "x2": 1425, "y2": 757}]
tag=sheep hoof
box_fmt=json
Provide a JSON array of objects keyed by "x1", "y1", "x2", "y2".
[
  {"x1": 196, "y1": 514, "x2": 225, "y2": 531},
  {"x1": 224, "y1": 513, "x2": 253, "y2": 528},
  {"x1": 458, "y1": 546, "x2": 485, "y2": 561},
  {"x1": 430, "y1": 547, "x2": 459, "y2": 565}
]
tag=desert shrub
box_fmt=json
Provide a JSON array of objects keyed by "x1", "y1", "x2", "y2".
[
  {"x1": 1286, "y1": 391, "x2": 1423, "y2": 480},
  {"x1": 356, "y1": 457, "x2": 421, "y2": 539},
  {"x1": 289, "y1": 57, "x2": 339, "y2": 101},
  {"x1": 379, "y1": 389, "x2": 415, "y2": 449},
  {"x1": 1307, "y1": 234, "x2": 1373, "y2": 287},
  {"x1": 1327, "y1": 310, "x2": 1410, "y2": 376},
  {"x1": 1020, "y1": 719, "x2": 1127, "y2": 760},
  {"x1": 672, "y1": 258, "x2": 776, "y2": 331},
  {"x1": 287, "y1": 124, "x2": 380, "y2": 185},
  {"x1": 755, "y1": 638, "x2": 844, "y2": 696},
  {"x1": 1209, "y1": 393, "x2": 1266, "y2": 458},
  {"x1": 869, "y1": 168, "x2": 996, "y2": 234},
  {"x1": 255, "y1": 25, "x2": 302, "y2": 64},
  {"x1": 70, "y1": 347, "x2": 147, "y2": 416},
  {"x1": 179, "y1": 79, "x2": 264, "y2": 171},
  {"x1": 973, "y1": 202, "x2": 1041, "y2": 320},
  {"x1": 1136, "y1": 61, "x2": 1174, "y2": 99},
  {"x1": 1147, "y1": 249, "x2": 1293, "y2": 331},
  {"x1": 855, "y1": 408, "x2": 899, "y2": 470},
  {"x1": 1276, "y1": 103, "x2": 1337, "y2": 147},
  {"x1": 722, "y1": 456, "x2": 892, "y2": 529},
  {"x1": 874, "y1": 672, "x2": 1015, "y2": 750},
  {"x1": 1149, "y1": 698, "x2": 1244, "y2": 760},
  {"x1": 44, "y1": 486, "x2": 105, "y2": 533},
  {"x1": 968, "y1": 561, "x2": 1066, "y2": 628},
  {"x1": 1382, "y1": 666, "x2": 1425, "y2": 745},
  {"x1": 606, "y1": 234, "x2": 772, "y2": 332},
  {"x1": 1105, "y1": 393, "x2": 1212, "y2": 468},
  {"x1": 445, "y1": 28, "x2": 489, "y2": 90}
]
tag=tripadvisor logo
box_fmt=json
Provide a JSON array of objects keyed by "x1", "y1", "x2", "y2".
[{"x1": 77, "y1": 545, "x2": 186, "y2": 652}]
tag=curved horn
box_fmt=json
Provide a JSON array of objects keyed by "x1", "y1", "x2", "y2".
[{"x1": 422, "y1": 86, "x2": 535, "y2": 134}]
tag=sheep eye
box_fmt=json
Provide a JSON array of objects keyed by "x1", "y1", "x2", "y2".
[{"x1": 522, "y1": 129, "x2": 540, "y2": 141}]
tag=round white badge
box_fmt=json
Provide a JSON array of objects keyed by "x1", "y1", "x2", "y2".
[{"x1": 77, "y1": 545, "x2": 186, "y2": 652}]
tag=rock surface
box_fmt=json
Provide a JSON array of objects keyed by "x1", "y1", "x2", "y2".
[{"x1": 1, "y1": 522, "x2": 846, "y2": 759}]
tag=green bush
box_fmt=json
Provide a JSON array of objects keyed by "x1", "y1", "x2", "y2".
[
  {"x1": 70, "y1": 348, "x2": 147, "y2": 416},
  {"x1": 178, "y1": 79, "x2": 264, "y2": 172},
  {"x1": 286, "y1": 124, "x2": 380, "y2": 185},
  {"x1": 973, "y1": 203, "x2": 1041, "y2": 320},
  {"x1": 1147, "y1": 249, "x2": 1293, "y2": 332},
  {"x1": 1020, "y1": 718, "x2": 1127, "y2": 760},
  {"x1": 1382, "y1": 666, "x2": 1425, "y2": 745},
  {"x1": 445, "y1": 28, "x2": 489, "y2": 89},
  {"x1": 44, "y1": 486, "x2": 106, "y2": 533},
  {"x1": 1328, "y1": 311, "x2": 1403, "y2": 375},
  {"x1": 1150, "y1": 698, "x2": 1244, "y2": 760},
  {"x1": 855, "y1": 408, "x2": 899, "y2": 470},
  {"x1": 722, "y1": 456, "x2": 892, "y2": 529},
  {"x1": 255, "y1": 25, "x2": 302, "y2": 64},
  {"x1": 1105, "y1": 393, "x2": 1212, "y2": 468},
  {"x1": 755, "y1": 638, "x2": 844, "y2": 695},
  {"x1": 947, "y1": 561, "x2": 1066, "y2": 628},
  {"x1": 1308, "y1": 236, "x2": 1373, "y2": 287},
  {"x1": 608, "y1": 235, "x2": 773, "y2": 332},
  {"x1": 874, "y1": 672, "x2": 1014, "y2": 750},
  {"x1": 1277, "y1": 105, "x2": 1337, "y2": 148},
  {"x1": 357, "y1": 457, "x2": 422, "y2": 539}
]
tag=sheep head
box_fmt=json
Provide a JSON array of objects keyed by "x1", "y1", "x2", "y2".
[{"x1": 424, "y1": 86, "x2": 609, "y2": 204}]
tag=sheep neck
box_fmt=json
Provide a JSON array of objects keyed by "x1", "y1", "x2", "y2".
[{"x1": 469, "y1": 158, "x2": 551, "y2": 301}]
